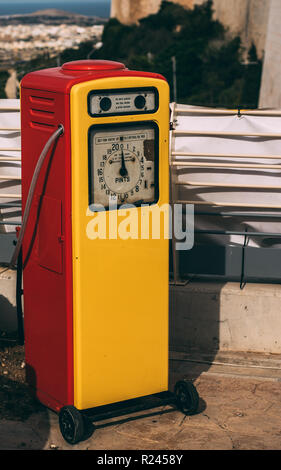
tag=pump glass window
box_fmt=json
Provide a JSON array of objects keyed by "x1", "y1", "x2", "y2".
[{"x1": 89, "y1": 122, "x2": 159, "y2": 209}]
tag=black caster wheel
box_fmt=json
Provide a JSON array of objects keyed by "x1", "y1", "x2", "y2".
[
  {"x1": 174, "y1": 380, "x2": 199, "y2": 416},
  {"x1": 59, "y1": 405, "x2": 85, "y2": 445}
]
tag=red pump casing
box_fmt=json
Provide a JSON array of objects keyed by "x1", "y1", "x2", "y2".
[{"x1": 20, "y1": 60, "x2": 167, "y2": 412}]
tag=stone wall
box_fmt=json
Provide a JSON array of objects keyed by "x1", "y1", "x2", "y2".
[
  {"x1": 209, "y1": 0, "x2": 270, "y2": 59},
  {"x1": 110, "y1": 0, "x2": 161, "y2": 26},
  {"x1": 259, "y1": 0, "x2": 281, "y2": 108}
]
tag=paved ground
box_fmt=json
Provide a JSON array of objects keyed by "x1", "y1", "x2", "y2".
[{"x1": 1, "y1": 350, "x2": 281, "y2": 450}]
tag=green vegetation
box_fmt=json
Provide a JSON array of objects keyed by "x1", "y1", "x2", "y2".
[
  {"x1": 2, "y1": 0, "x2": 262, "y2": 108},
  {"x1": 0, "y1": 71, "x2": 9, "y2": 98},
  {"x1": 93, "y1": 0, "x2": 262, "y2": 108}
]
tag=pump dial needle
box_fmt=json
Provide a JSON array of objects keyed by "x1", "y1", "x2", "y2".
[{"x1": 119, "y1": 150, "x2": 128, "y2": 177}]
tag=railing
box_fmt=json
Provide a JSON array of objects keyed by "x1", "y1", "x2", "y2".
[
  {"x1": 169, "y1": 103, "x2": 281, "y2": 285},
  {"x1": 0, "y1": 101, "x2": 21, "y2": 232},
  {"x1": 1, "y1": 100, "x2": 281, "y2": 281}
]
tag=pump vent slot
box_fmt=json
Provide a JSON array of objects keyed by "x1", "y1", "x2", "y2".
[
  {"x1": 28, "y1": 92, "x2": 57, "y2": 130},
  {"x1": 30, "y1": 108, "x2": 55, "y2": 121},
  {"x1": 30, "y1": 95, "x2": 55, "y2": 107},
  {"x1": 31, "y1": 108, "x2": 54, "y2": 115},
  {"x1": 30, "y1": 121, "x2": 56, "y2": 131}
]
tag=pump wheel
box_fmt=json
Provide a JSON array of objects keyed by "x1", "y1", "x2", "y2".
[
  {"x1": 174, "y1": 380, "x2": 199, "y2": 416},
  {"x1": 59, "y1": 406, "x2": 85, "y2": 445}
]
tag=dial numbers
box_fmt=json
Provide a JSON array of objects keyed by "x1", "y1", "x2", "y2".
[
  {"x1": 89, "y1": 124, "x2": 158, "y2": 208},
  {"x1": 103, "y1": 149, "x2": 141, "y2": 195}
]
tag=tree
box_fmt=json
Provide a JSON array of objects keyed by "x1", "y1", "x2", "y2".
[{"x1": 92, "y1": 0, "x2": 261, "y2": 108}]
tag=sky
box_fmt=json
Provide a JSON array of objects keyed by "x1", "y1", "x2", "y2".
[{"x1": 0, "y1": 0, "x2": 111, "y2": 17}]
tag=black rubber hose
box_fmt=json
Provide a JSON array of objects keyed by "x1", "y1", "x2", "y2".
[
  {"x1": 16, "y1": 247, "x2": 24, "y2": 345},
  {"x1": 10, "y1": 124, "x2": 64, "y2": 268},
  {"x1": 11, "y1": 125, "x2": 64, "y2": 345}
]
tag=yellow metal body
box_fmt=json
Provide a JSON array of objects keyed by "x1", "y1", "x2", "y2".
[{"x1": 70, "y1": 76, "x2": 170, "y2": 410}]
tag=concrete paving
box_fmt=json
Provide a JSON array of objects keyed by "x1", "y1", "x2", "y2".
[{"x1": 1, "y1": 351, "x2": 281, "y2": 450}]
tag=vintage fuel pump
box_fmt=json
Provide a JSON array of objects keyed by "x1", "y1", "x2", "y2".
[{"x1": 14, "y1": 60, "x2": 199, "y2": 444}]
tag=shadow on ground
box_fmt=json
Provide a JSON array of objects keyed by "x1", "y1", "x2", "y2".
[{"x1": 0, "y1": 340, "x2": 50, "y2": 450}]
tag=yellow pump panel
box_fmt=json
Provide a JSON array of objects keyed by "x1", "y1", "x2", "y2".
[{"x1": 70, "y1": 76, "x2": 170, "y2": 410}]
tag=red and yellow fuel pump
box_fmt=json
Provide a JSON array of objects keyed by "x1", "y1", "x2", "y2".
[{"x1": 15, "y1": 60, "x2": 199, "y2": 444}]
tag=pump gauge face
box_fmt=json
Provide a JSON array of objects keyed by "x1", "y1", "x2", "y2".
[{"x1": 89, "y1": 123, "x2": 159, "y2": 209}]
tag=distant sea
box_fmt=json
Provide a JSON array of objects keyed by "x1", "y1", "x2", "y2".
[{"x1": 0, "y1": 1, "x2": 111, "y2": 18}]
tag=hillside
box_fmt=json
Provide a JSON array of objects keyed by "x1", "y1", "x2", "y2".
[
  {"x1": 0, "y1": 8, "x2": 106, "y2": 26},
  {"x1": 29, "y1": 9, "x2": 85, "y2": 18}
]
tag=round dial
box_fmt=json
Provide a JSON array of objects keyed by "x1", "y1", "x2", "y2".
[
  {"x1": 90, "y1": 124, "x2": 158, "y2": 208},
  {"x1": 103, "y1": 148, "x2": 141, "y2": 196}
]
